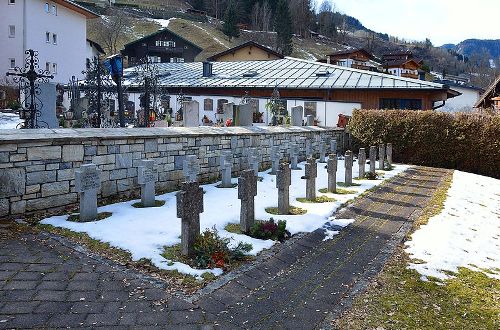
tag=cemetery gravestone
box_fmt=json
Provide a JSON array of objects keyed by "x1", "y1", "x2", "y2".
[
  {"x1": 386, "y1": 143, "x2": 393, "y2": 165},
  {"x1": 137, "y1": 159, "x2": 158, "y2": 207},
  {"x1": 235, "y1": 103, "x2": 253, "y2": 126},
  {"x1": 319, "y1": 141, "x2": 327, "y2": 163},
  {"x1": 358, "y1": 148, "x2": 366, "y2": 179},
  {"x1": 238, "y1": 170, "x2": 258, "y2": 232},
  {"x1": 330, "y1": 139, "x2": 337, "y2": 156},
  {"x1": 27, "y1": 82, "x2": 58, "y2": 128},
  {"x1": 303, "y1": 157, "x2": 318, "y2": 200},
  {"x1": 305, "y1": 139, "x2": 313, "y2": 159},
  {"x1": 220, "y1": 150, "x2": 233, "y2": 188},
  {"x1": 291, "y1": 106, "x2": 303, "y2": 126},
  {"x1": 183, "y1": 100, "x2": 199, "y2": 127},
  {"x1": 248, "y1": 148, "x2": 260, "y2": 175},
  {"x1": 327, "y1": 154, "x2": 337, "y2": 193},
  {"x1": 222, "y1": 102, "x2": 234, "y2": 123},
  {"x1": 369, "y1": 146, "x2": 377, "y2": 174},
  {"x1": 306, "y1": 115, "x2": 314, "y2": 126},
  {"x1": 379, "y1": 144, "x2": 386, "y2": 170},
  {"x1": 183, "y1": 155, "x2": 199, "y2": 182},
  {"x1": 177, "y1": 182, "x2": 204, "y2": 256},
  {"x1": 290, "y1": 143, "x2": 300, "y2": 170},
  {"x1": 270, "y1": 145, "x2": 281, "y2": 175},
  {"x1": 75, "y1": 164, "x2": 101, "y2": 222},
  {"x1": 345, "y1": 151, "x2": 353, "y2": 186},
  {"x1": 276, "y1": 162, "x2": 291, "y2": 214}
]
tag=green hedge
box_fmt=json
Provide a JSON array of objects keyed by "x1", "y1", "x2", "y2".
[{"x1": 348, "y1": 110, "x2": 500, "y2": 179}]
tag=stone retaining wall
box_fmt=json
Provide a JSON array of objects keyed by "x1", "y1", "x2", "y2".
[{"x1": 0, "y1": 126, "x2": 345, "y2": 219}]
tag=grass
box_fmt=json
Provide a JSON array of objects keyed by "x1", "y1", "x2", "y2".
[
  {"x1": 67, "y1": 212, "x2": 112, "y2": 222},
  {"x1": 319, "y1": 188, "x2": 357, "y2": 195},
  {"x1": 224, "y1": 223, "x2": 242, "y2": 234},
  {"x1": 131, "y1": 200, "x2": 166, "y2": 208},
  {"x1": 216, "y1": 183, "x2": 238, "y2": 188},
  {"x1": 334, "y1": 171, "x2": 500, "y2": 329},
  {"x1": 296, "y1": 196, "x2": 336, "y2": 203},
  {"x1": 337, "y1": 182, "x2": 362, "y2": 187},
  {"x1": 265, "y1": 206, "x2": 307, "y2": 215}
]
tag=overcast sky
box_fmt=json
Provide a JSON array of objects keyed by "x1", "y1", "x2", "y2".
[{"x1": 319, "y1": 0, "x2": 499, "y2": 45}]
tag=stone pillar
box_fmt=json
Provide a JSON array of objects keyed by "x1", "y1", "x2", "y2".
[
  {"x1": 220, "y1": 150, "x2": 233, "y2": 188},
  {"x1": 270, "y1": 145, "x2": 281, "y2": 175},
  {"x1": 75, "y1": 164, "x2": 101, "y2": 222},
  {"x1": 358, "y1": 148, "x2": 366, "y2": 179},
  {"x1": 177, "y1": 182, "x2": 204, "y2": 257},
  {"x1": 276, "y1": 162, "x2": 291, "y2": 214},
  {"x1": 327, "y1": 154, "x2": 337, "y2": 193},
  {"x1": 302, "y1": 157, "x2": 318, "y2": 200},
  {"x1": 345, "y1": 151, "x2": 353, "y2": 186},
  {"x1": 183, "y1": 155, "x2": 199, "y2": 182},
  {"x1": 379, "y1": 144, "x2": 386, "y2": 170},
  {"x1": 369, "y1": 146, "x2": 377, "y2": 174},
  {"x1": 290, "y1": 143, "x2": 300, "y2": 170},
  {"x1": 319, "y1": 141, "x2": 326, "y2": 163},
  {"x1": 386, "y1": 143, "x2": 393, "y2": 165},
  {"x1": 137, "y1": 159, "x2": 158, "y2": 207},
  {"x1": 238, "y1": 170, "x2": 258, "y2": 233}
]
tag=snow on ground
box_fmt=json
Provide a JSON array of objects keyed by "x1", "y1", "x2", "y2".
[
  {"x1": 406, "y1": 170, "x2": 500, "y2": 281},
  {"x1": 42, "y1": 159, "x2": 408, "y2": 277},
  {"x1": 191, "y1": 23, "x2": 228, "y2": 48},
  {"x1": 0, "y1": 113, "x2": 22, "y2": 129},
  {"x1": 149, "y1": 18, "x2": 172, "y2": 28}
]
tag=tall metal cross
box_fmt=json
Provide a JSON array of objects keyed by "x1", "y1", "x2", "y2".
[{"x1": 6, "y1": 49, "x2": 53, "y2": 129}]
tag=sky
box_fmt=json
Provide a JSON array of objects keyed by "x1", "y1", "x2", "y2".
[{"x1": 318, "y1": 0, "x2": 500, "y2": 46}]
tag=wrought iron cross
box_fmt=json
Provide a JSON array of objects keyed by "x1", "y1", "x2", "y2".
[{"x1": 6, "y1": 49, "x2": 54, "y2": 129}]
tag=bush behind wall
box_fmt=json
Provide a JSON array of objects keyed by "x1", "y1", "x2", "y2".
[{"x1": 348, "y1": 110, "x2": 500, "y2": 179}]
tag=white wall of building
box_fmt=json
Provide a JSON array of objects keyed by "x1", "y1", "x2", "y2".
[
  {"x1": 1, "y1": 0, "x2": 89, "y2": 84},
  {"x1": 437, "y1": 86, "x2": 481, "y2": 112}
]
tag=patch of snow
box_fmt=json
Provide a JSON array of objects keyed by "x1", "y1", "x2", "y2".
[
  {"x1": 192, "y1": 24, "x2": 227, "y2": 48},
  {"x1": 0, "y1": 113, "x2": 22, "y2": 129},
  {"x1": 405, "y1": 170, "x2": 500, "y2": 281},
  {"x1": 41, "y1": 159, "x2": 408, "y2": 278},
  {"x1": 149, "y1": 18, "x2": 173, "y2": 29},
  {"x1": 302, "y1": 50, "x2": 317, "y2": 61}
]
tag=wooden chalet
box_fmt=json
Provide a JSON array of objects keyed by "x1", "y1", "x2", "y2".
[
  {"x1": 474, "y1": 75, "x2": 500, "y2": 109},
  {"x1": 206, "y1": 41, "x2": 284, "y2": 62},
  {"x1": 325, "y1": 49, "x2": 380, "y2": 71},
  {"x1": 382, "y1": 51, "x2": 423, "y2": 79},
  {"x1": 121, "y1": 29, "x2": 203, "y2": 67}
]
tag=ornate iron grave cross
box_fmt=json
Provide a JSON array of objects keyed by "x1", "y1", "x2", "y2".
[{"x1": 6, "y1": 49, "x2": 53, "y2": 129}]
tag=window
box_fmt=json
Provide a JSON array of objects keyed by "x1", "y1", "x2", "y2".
[
  {"x1": 379, "y1": 98, "x2": 422, "y2": 110},
  {"x1": 46, "y1": 32, "x2": 50, "y2": 43},
  {"x1": 51, "y1": 5, "x2": 57, "y2": 15},
  {"x1": 52, "y1": 63, "x2": 57, "y2": 74},
  {"x1": 304, "y1": 101, "x2": 317, "y2": 117},
  {"x1": 9, "y1": 58, "x2": 15, "y2": 68},
  {"x1": 8, "y1": 0, "x2": 15, "y2": 5},
  {"x1": 44, "y1": 2, "x2": 49, "y2": 13},
  {"x1": 8, "y1": 25, "x2": 15, "y2": 38},
  {"x1": 155, "y1": 40, "x2": 176, "y2": 47},
  {"x1": 52, "y1": 33, "x2": 57, "y2": 44},
  {"x1": 204, "y1": 98, "x2": 213, "y2": 111},
  {"x1": 170, "y1": 57, "x2": 184, "y2": 63},
  {"x1": 167, "y1": 41, "x2": 175, "y2": 47},
  {"x1": 45, "y1": 62, "x2": 50, "y2": 72}
]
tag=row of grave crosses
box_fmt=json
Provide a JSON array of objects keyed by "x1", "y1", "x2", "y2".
[{"x1": 73, "y1": 139, "x2": 393, "y2": 257}]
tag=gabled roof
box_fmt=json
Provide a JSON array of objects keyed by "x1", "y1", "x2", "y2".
[
  {"x1": 122, "y1": 28, "x2": 203, "y2": 51},
  {"x1": 474, "y1": 74, "x2": 500, "y2": 108},
  {"x1": 383, "y1": 59, "x2": 421, "y2": 68},
  {"x1": 327, "y1": 48, "x2": 374, "y2": 60},
  {"x1": 206, "y1": 41, "x2": 284, "y2": 61},
  {"x1": 52, "y1": 0, "x2": 99, "y2": 19},
  {"x1": 123, "y1": 57, "x2": 452, "y2": 93}
]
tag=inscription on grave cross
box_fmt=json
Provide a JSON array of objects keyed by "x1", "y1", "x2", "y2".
[
  {"x1": 327, "y1": 154, "x2": 337, "y2": 193},
  {"x1": 369, "y1": 146, "x2": 377, "y2": 174},
  {"x1": 137, "y1": 159, "x2": 158, "y2": 207},
  {"x1": 303, "y1": 157, "x2": 318, "y2": 200},
  {"x1": 276, "y1": 162, "x2": 291, "y2": 214},
  {"x1": 358, "y1": 148, "x2": 366, "y2": 179},
  {"x1": 238, "y1": 170, "x2": 258, "y2": 232},
  {"x1": 379, "y1": 144, "x2": 386, "y2": 170},
  {"x1": 270, "y1": 146, "x2": 281, "y2": 175},
  {"x1": 177, "y1": 182, "x2": 204, "y2": 256},
  {"x1": 345, "y1": 150, "x2": 353, "y2": 186},
  {"x1": 75, "y1": 164, "x2": 101, "y2": 222},
  {"x1": 183, "y1": 155, "x2": 199, "y2": 182}
]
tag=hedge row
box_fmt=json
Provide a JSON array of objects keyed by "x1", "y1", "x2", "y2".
[{"x1": 348, "y1": 110, "x2": 500, "y2": 179}]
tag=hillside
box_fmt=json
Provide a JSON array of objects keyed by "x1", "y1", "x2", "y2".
[{"x1": 442, "y1": 39, "x2": 500, "y2": 59}]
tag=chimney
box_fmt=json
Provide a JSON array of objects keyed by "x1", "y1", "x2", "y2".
[{"x1": 203, "y1": 61, "x2": 213, "y2": 77}]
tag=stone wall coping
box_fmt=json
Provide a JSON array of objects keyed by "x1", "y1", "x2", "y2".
[{"x1": 0, "y1": 126, "x2": 343, "y2": 143}]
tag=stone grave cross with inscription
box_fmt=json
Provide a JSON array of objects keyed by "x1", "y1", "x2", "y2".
[
  {"x1": 276, "y1": 162, "x2": 291, "y2": 214},
  {"x1": 247, "y1": 148, "x2": 260, "y2": 176},
  {"x1": 137, "y1": 159, "x2": 158, "y2": 207},
  {"x1": 369, "y1": 146, "x2": 377, "y2": 174},
  {"x1": 344, "y1": 150, "x2": 353, "y2": 186},
  {"x1": 177, "y1": 182, "x2": 204, "y2": 256},
  {"x1": 219, "y1": 150, "x2": 233, "y2": 188},
  {"x1": 386, "y1": 143, "x2": 393, "y2": 166},
  {"x1": 290, "y1": 143, "x2": 300, "y2": 170},
  {"x1": 302, "y1": 157, "x2": 317, "y2": 200},
  {"x1": 183, "y1": 155, "x2": 199, "y2": 182},
  {"x1": 327, "y1": 154, "x2": 337, "y2": 193},
  {"x1": 238, "y1": 169, "x2": 258, "y2": 233},
  {"x1": 270, "y1": 145, "x2": 281, "y2": 175},
  {"x1": 319, "y1": 140, "x2": 327, "y2": 163},
  {"x1": 358, "y1": 148, "x2": 366, "y2": 179},
  {"x1": 379, "y1": 144, "x2": 386, "y2": 170},
  {"x1": 75, "y1": 164, "x2": 101, "y2": 222}
]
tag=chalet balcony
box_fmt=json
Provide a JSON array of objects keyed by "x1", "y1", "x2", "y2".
[
  {"x1": 351, "y1": 63, "x2": 372, "y2": 71},
  {"x1": 401, "y1": 73, "x2": 419, "y2": 79},
  {"x1": 147, "y1": 46, "x2": 183, "y2": 55}
]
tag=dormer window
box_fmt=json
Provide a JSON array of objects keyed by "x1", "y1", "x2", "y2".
[{"x1": 44, "y1": 3, "x2": 49, "y2": 13}]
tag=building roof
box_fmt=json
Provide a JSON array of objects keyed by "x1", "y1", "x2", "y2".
[
  {"x1": 206, "y1": 41, "x2": 284, "y2": 61},
  {"x1": 433, "y1": 79, "x2": 483, "y2": 92},
  {"x1": 383, "y1": 59, "x2": 421, "y2": 68},
  {"x1": 86, "y1": 39, "x2": 105, "y2": 54},
  {"x1": 122, "y1": 28, "x2": 203, "y2": 51},
  {"x1": 123, "y1": 57, "x2": 454, "y2": 95},
  {"x1": 474, "y1": 74, "x2": 500, "y2": 108},
  {"x1": 53, "y1": 0, "x2": 99, "y2": 19},
  {"x1": 327, "y1": 48, "x2": 374, "y2": 60}
]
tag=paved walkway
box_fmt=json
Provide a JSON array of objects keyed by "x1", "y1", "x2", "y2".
[{"x1": 0, "y1": 166, "x2": 450, "y2": 329}]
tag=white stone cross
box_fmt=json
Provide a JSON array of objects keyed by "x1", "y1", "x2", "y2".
[{"x1": 75, "y1": 163, "x2": 101, "y2": 222}]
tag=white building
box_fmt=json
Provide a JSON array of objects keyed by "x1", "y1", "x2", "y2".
[
  {"x1": 85, "y1": 38, "x2": 105, "y2": 67},
  {"x1": 1, "y1": 0, "x2": 98, "y2": 84},
  {"x1": 433, "y1": 81, "x2": 483, "y2": 112}
]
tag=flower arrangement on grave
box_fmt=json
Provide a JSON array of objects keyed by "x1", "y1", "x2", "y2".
[
  {"x1": 253, "y1": 111, "x2": 264, "y2": 123},
  {"x1": 249, "y1": 218, "x2": 290, "y2": 242}
]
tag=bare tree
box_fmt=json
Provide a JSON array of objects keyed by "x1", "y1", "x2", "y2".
[
  {"x1": 251, "y1": 1, "x2": 272, "y2": 32},
  {"x1": 88, "y1": 9, "x2": 130, "y2": 55}
]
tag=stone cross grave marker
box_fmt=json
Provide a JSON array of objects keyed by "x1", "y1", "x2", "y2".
[
  {"x1": 303, "y1": 157, "x2": 317, "y2": 200},
  {"x1": 319, "y1": 141, "x2": 327, "y2": 163},
  {"x1": 379, "y1": 144, "x2": 386, "y2": 170},
  {"x1": 276, "y1": 162, "x2": 291, "y2": 214},
  {"x1": 183, "y1": 155, "x2": 199, "y2": 182},
  {"x1": 270, "y1": 145, "x2": 281, "y2": 175},
  {"x1": 369, "y1": 146, "x2": 377, "y2": 174},
  {"x1": 247, "y1": 148, "x2": 260, "y2": 176},
  {"x1": 386, "y1": 143, "x2": 393, "y2": 165},
  {"x1": 345, "y1": 150, "x2": 353, "y2": 186},
  {"x1": 305, "y1": 138, "x2": 313, "y2": 159},
  {"x1": 238, "y1": 169, "x2": 257, "y2": 233},
  {"x1": 219, "y1": 150, "x2": 233, "y2": 188},
  {"x1": 75, "y1": 164, "x2": 101, "y2": 222},
  {"x1": 330, "y1": 139, "x2": 337, "y2": 156},
  {"x1": 291, "y1": 106, "x2": 303, "y2": 126},
  {"x1": 358, "y1": 148, "x2": 366, "y2": 179},
  {"x1": 137, "y1": 159, "x2": 158, "y2": 207},
  {"x1": 327, "y1": 154, "x2": 337, "y2": 193},
  {"x1": 290, "y1": 143, "x2": 300, "y2": 170},
  {"x1": 177, "y1": 182, "x2": 204, "y2": 256}
]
